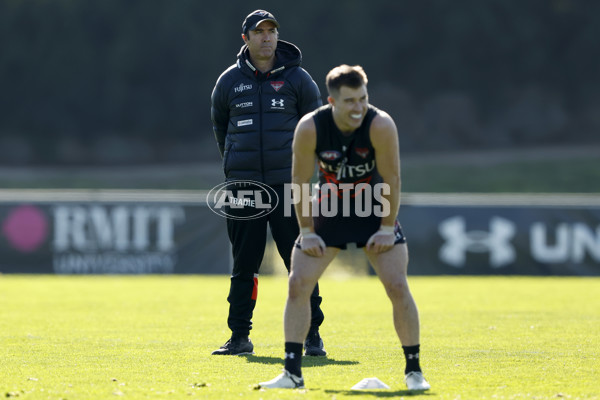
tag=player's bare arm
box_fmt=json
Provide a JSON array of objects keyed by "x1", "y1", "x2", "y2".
[
  {"x1": 370, "y1": 111, "x2": 401, "y2": 225},
  {"x1": 292, "y1": 114, "x2": 326, "y2": 257},
  {"x1": 366, "y1": 111, "x2": 401, "y2": 253},
  {"x1": 292, "y1": 114, "x2": 317, "y2": 229}
]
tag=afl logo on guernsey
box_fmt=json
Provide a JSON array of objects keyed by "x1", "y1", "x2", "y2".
[{"x1": 319, "y1": 150, "x2": 342, "y2": 161}]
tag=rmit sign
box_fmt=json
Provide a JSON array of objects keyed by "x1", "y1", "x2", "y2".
[
  {"x1": 52, "y1": 205, "x2": 185, "y2": 274},
  {"x1": 53, "y1": 205, "x2": 184, "y2": 252}
]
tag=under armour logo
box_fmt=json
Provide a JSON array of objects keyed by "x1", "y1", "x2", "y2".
[
  {"x1": 271, "y1": 99, "x2": 284, "y2": 108},
  {"x1": 407, "y1": 353, "x2": 419, "y2": 360},
  {"x1": 284, "y1": 352, "x2": 295, "y2": 359},
  {"x1": 439, "y1": 216, "x2": 516, "y2": 268}
]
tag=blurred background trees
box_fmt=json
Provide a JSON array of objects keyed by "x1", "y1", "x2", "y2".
[{"x1": 1, "y1": 0, "x2": 599, "y2": 165}]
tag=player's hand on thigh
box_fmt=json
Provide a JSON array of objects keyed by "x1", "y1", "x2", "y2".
[
  {"x1": 366, "y1": 226, "x2": 395, "y2": 253},
  {"x1": 300, "y1": 233, "x2": 326, "y2": 257}
]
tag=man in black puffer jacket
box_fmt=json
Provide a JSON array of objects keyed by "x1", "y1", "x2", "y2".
[{"x1": 210, "y1": 10, "x2": 326, "y2": 356}]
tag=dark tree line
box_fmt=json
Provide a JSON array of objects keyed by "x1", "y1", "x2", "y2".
[{"x1": 1, "y1": 0, "x2": 598, "y2": 165}]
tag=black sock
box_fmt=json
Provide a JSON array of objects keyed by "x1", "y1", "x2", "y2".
[
  {"x1": 284, "y1": 342, "x2": 303, "y2": 377},
  {"x1": 402, "y1": 345, "x2": 422, "y2": 374},
  {"x1": 231, "y1": 332, "x2": 248, "y2": 341}
]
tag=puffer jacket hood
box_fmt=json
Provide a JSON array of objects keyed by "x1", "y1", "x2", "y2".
[
  {"x1": 236, "y1": 40, "x2": 302, "y2": 77},
  {"x1": 211, "y1": 40, "x2": 322, "y2": 185}
]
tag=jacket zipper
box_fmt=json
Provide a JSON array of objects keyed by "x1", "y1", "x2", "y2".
[{"x1": 258, "y1": 82, "x2": 265, "y2": 182}]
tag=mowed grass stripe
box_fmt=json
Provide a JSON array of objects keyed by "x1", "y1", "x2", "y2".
[{"x1": 1, "y1": 275, "x2": 598, "y2": 399}]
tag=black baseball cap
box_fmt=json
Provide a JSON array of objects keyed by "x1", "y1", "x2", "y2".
[{"x1": 242, "y1": 10, "x2": 280, "y2": 35}]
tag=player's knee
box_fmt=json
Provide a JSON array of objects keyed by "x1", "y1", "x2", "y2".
[
  {"x1": 384, "y1": 278, "x2": 409, "y2": 300},
  {"x1": 288, "y1": 272, "x2": 313, "y2": 300}
]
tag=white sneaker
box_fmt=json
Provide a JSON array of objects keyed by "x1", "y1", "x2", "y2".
[
  {"x1": 405, "y1": 371, "x2": 431, "y2": 391},
  {"x1": 259, "y1": 370, "x2": 305, "y2": 389}
]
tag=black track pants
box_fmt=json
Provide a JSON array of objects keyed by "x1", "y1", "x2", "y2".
[{"x1": 225, "y1": 185, "x2": 324, "y2": 337}]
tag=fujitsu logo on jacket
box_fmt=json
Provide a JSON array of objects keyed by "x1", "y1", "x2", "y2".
[{"x1": 234, "y1": 83, "x2": 253, "y2": 93}]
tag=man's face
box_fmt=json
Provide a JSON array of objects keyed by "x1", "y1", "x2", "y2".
[
  {"x1": 243, "y1": 21, "x2": 278, "y2": 62},
  {"x1": 329, "y1": 85, "x2": 369, "y2": 133}
]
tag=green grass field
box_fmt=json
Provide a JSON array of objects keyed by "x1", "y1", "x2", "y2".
[{"x1": 1, "y1": 275, "x2": 599, "y2": 399}]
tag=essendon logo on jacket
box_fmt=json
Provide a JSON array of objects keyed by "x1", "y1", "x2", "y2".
[{"x1": 270, "y1": 81, "x2": 284, "y2": 91}]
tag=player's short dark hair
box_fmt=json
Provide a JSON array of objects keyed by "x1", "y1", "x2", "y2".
[{"x1": 325, "y1": 65, "x2": 368, "y2": 96}]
